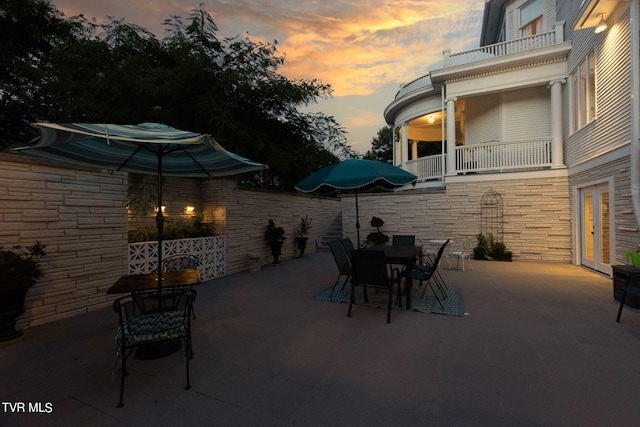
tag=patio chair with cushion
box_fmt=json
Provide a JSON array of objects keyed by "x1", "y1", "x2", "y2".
[
  {"x1": 348, "y1": 249, "x2": 400, "y2": 324},
  {"x1": 163, "y1": 254, "x2": 200, "y2": 319},
  {"x1": 403, "y1": 239, "x2": 450, "y2": 310},
  {"x1": 163, "y1": 254, "x2": 200, "y2": 273},
  {"x1": 113, "y1": 288, "x2": 196, "y2": 408},
  {"x1": 328, "y1": 239, "x2": 352, "y2": 297},
  {"x1": 392, "y1": 235, "x2": 416, "y2": 246}
]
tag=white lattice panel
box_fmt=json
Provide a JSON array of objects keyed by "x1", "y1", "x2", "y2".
[{"x1": 129, "y1": 236, "x2": 226, "y2": 280}]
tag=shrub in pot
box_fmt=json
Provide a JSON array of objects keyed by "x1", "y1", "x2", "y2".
[
  {"x1": 0, "y1": 242, "x2": 47, "y2": 341},
  {"x1": 366, "y1": 216, "x2": 389, "y2": 246},
  {"x1": 294, "y1": 215, "x2": 312, "y2": 257},
  {"x1": 264, "y1": 219, "x2": 285, "y2": 264}
]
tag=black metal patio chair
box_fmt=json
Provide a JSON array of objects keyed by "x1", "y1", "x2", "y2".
[
  {"x1": 328, "y1": 239, "x2": 352, "y2": 297},
  {"x1": 348, "y1": 249, "x2": 400, "y2": 324},
  {"x1": 113, "y1": 288, "x2": 196, "y2": 408}
]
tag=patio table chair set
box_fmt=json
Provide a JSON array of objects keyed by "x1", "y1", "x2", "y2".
[{"x1": 327, "y1": 236, "x2": 451, "y2": 323}]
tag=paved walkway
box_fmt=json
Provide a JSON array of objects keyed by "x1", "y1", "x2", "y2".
[{"x1": 2, "y1": 252, "x2": 640, "y2": 426}]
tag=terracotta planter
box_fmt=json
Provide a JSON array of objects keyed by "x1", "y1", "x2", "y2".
[{"x1": 0, "y1": 287, "x2": 29, "y2": 341}]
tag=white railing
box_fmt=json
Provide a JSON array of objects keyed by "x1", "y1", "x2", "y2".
[
  {"x1": 395, "y1": 75, "x2": 433, "y2": 100},
  {"x1": 445, "y1": 30, "x2": 557, "y2": 67},
  {"x1": 405, "y1": 154, "x2": 443, "y2": 181},
  {"x1": 455, "y1": 139, "x2": 552, "y2": 174}
]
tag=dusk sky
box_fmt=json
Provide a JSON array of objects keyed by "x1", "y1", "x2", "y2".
[{"x1": 52, "y1": 0, "x2": 485, "y2": 154}]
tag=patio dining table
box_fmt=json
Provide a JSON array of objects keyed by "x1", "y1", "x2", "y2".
[
  {"x1": 107, "y1": 269, "x2": 201, "y2": 294},
  {"x1": 369, "y1": 245, "x2": 422, "y2": 309}
]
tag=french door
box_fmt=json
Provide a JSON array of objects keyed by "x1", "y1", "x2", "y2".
[{"x1": 580, "y1": 183, "x2": 611, "y2": 274}]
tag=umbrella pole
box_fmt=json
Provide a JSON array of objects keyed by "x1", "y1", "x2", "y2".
[
  {"x1": 156, "y1": 151, "x2": 164, "y2": 291},
  {"x1": 356, "y1": 192, "x2": 360, "y2": 249}
]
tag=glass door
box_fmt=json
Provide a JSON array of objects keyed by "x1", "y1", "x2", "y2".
[{"x1": 580, "y1": 183, "x2": 611, "y2": 275}]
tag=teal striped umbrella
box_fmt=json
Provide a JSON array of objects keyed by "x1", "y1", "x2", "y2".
[
  {"x1": 15, "y1": 122, "x2": 268, "y2": 287},
  {"x1": 295, "y1": 159, "x2": 417, "y2": 247}
]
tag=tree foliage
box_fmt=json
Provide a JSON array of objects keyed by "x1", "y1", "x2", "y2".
[
  {"x1": 0, "y1": 0, "x2": 356, "y2": 189},
  {"x1": 363, "y1": 125, "x2": 393, "y2": 162}
]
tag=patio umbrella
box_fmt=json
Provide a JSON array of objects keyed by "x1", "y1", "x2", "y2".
[
  {"x1": 14, "y1": 122, "x2": 268, "y2": 289},
  {"x1": 295, "y1": 159, "x2": 417, "y2": 248}
]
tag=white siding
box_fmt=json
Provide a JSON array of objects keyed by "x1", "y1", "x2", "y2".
[
  {"x1": 564, "y1": 7, "x2": 631, "y2": 167},
  {"x1": 465, "y1": 93, "x2": 501, "y2": 144},
  {"x1": 502, "y1": 86, "x2": 551, "y2": 140},
  {"x1": 464, "y1": 86, "x2": 550, "y2": 144}
]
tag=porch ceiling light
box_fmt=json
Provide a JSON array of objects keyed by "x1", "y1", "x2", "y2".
[{"x1": 595, "y1": 14, "x2": 607, "y2": 34}]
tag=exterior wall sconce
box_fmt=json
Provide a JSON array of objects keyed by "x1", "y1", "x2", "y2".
[
  {"x1": 595, "y1": 14, "x2": 607, "y2": 34},
  {"x1": 184, "y1": 205, "x2": 195, "y2": 213},
  {"x1": 154, "y1": 205, "x2": 166, "y2": 213}
]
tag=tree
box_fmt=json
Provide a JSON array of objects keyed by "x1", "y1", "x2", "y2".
[
  {"x1": 0, "y1": 1, "x2": 356, "y2": 189},
  {"x1": 364, "y1": 126, "x2": 393, "y2": 162}
]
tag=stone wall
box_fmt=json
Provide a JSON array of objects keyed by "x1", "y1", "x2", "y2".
[
  {"x1": 202, "y1": 180, "x2": 341, "y2": 274},
  {"x1": 341, "y1": 171, "x2": 572, "y2": 263},
  {"x1": 0, "y1": 153, "x2": 129, "y2": 329},
  {"x1": 0, "y1": 153, "x2": 341, "y2": 330}
]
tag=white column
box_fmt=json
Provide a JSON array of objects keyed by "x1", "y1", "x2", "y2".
[
  {"x1": 549, "y1": 79, "x2": 565, "y2": 168},
  {"x1": 393, "y1": 126, "x2": 399, "y2": 165},
  {"x1": 446, "y1": 97, "x2": 457, "y2": 175},
  {"x1": 401, "y1": 122, "x2": 409, "y2": 167},
  {"x1": 411, "y1": 140, "x2": 418, "y2": 160}
]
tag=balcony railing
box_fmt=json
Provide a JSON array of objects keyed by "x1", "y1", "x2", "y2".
[
  {"x1": 405, "y1": 154, "x2": 443, "y2": 181},
  {"x1": 394, "y1": 75, "x2": 433, "y2": 100},
  {"x1": 455, "y1": 139, "x2": 552, "y2": 174},
  {"x1": 444, "y1": 29, "x2": 558, "y2": 67},
  {"x1": 402, "y1": 139, "x2": 552, "y2": 181}
]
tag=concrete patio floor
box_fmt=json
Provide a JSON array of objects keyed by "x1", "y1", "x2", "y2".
[{"x1": 2, "y1": 251, "x2": 640, "y2": 427}]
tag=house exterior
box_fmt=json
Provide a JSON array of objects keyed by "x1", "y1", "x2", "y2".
[{"x1": 383, "y1": 0, "x2": 640, "y2": 276}]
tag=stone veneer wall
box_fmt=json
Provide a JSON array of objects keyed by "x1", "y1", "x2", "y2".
[
  {"x1": 201, "y1": 180, "x2": 342, "y2": 274},
  {"x1": 341, "y1": 172, "x2": 572, "y2": 263},
  {"x1": 1, "y1": 153, "x2": 341, "y2": 330},
  {"x1": 0, "y1": 154, "x2": 129, "y2": 330}
]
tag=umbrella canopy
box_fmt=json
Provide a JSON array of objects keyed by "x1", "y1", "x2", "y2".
[
  {"x1": 15, "y1": 122, "x2": 268, "y2": 289},
  {"x1": 295, "y1": 159, "x2": 417, "y2": 247},
  {"x1": 20, "y1": 122, "x2": 266, "y2": 178}
]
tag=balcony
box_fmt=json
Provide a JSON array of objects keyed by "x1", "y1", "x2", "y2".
[
  {"x1": 444, "y1": 30, "x2": 559, "y2": 67},
  {"x1": 404, "y1": 139, "x2": 553, "y2": 181},
  {"x1": 390, "y1": 23, "x2": 566, "y2": 109}
]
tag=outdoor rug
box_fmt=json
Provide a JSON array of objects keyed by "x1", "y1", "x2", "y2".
[{"x1": 312, "y1": 284, "x2": 467, "y2": 317}]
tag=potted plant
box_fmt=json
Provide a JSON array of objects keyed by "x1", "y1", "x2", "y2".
[
  {"x1": 264, "y1": 219, "x2": 285, "y2": 264},
  {"x1": 366, "y1": 216, "x2": 389, "y2": 246},
  {"x1": 473, "y1": 233, "x2": 512, "y2": 261},
  {"x1": 0, "y1": 242, "x2": 47, "y2": 341},
  {"x1": 294, "y1": 215, "x2": 312, "y2": 257}
]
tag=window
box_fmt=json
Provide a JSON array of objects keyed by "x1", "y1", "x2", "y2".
[
  {"x1": 520, "y1": 0, "x2": 543, "y2": 37},
  {"x1": 571, "y1": 50, "x2": 596, "y2": 132}
]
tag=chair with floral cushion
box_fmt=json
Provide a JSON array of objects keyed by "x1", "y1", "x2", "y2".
[{"x1": 113, "y1": 287, "x2": 195, "y2": 408}]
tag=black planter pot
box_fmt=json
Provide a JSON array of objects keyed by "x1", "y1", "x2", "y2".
[
  {"x1": 473, "y1": 250, "x2": 512, "y2": 262},
  {"x1": 296, "y1": 237, "x2": 308, "y2": 257},
  {"x1": 269, "y1": 241, "x2": 284, "y2": 264},
  {"x1": 0, "y1": 287, "x2": 29, "y2": 342}
]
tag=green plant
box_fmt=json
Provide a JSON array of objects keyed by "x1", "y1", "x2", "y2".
[
  {"x1": 294, "y1": 215, "x2": 312, "y2": 239},
  {"x1": 474, "y1": 233, "x2": 511, "y2": 260},
  {"x1": 367, "y1": 216, "x2": 389, "y2": 245},
  {"x1": 264, "y1": 219, "x2": 285, "y2": 242},
  {"x1": 0, "y1": 242, "x2": 47, "y2": 289},
  {"x1": 128, "y1": 216, "x2": 215, "y2": 243}
]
